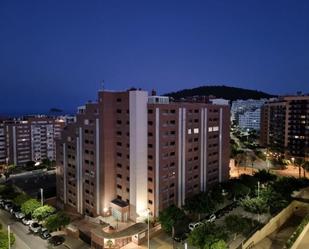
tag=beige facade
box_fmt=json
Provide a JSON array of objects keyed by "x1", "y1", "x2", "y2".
[{"x1": 56, "y1": 89, "x2": 230, "y2": 221}]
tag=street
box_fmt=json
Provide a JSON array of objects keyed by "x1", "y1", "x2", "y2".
[{"x1": 0, "y1": 209, "x2": 48, "y2": 249}]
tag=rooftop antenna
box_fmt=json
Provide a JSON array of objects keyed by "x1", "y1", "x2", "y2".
[{"x1": 100, "y1": 80, "x2": 105, "y2": 91}]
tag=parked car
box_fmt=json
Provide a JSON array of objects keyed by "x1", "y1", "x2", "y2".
[
  {"x1": 188, "y1": 221, "x2": 203, "y2": 231},
  {"x1": 206, "y1": 214, "x2": 216, "y2": 223},
  {"x1": 29, "y1": 222, "x2": 42, "y2": 233},
  {"x1": 15, "y1": 212, "x2": 25, "y2": 220},
  {"x1": 40, "y1": 229, "x2": 51, "y2": 240},
  {"x1": 4, "y1": 203, "x2": 13, "y2": 211},
  {"x1": 173, "y1": 233, "x2": 187, "y2": 243},
  {"x1": 10, "y1": 205, "x2": 20, "y2": 215},
  {"x1": 22, "y1": 217, "x2": 34, "y2": 226},
  {"x1": 48, "y1": 236, "x2": 65, "y2": 246}
]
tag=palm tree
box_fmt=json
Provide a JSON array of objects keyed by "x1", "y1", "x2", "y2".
[
  {"x1": 294, "y1": 158, "x2": 305, "y2": 179},
  {"x1": 301, "y1": 161, "x2": 309, "y2": 178}
]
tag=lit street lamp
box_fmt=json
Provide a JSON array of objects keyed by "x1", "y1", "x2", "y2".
[
  {"x1": 8, "y1": 225, "x2": 11, "y2": 249},
  {"x1": 40, "y1": 188, "x2": 44, "y2": 206},
  {"x1": 147, "y1": 208, "x2": 151, "y2": 249}
]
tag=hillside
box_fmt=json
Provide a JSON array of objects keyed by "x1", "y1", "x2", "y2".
[{"x1": 165, "y1": 85, "x2": 276, "y2": 101}]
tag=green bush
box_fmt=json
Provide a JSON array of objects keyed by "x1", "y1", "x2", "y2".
[{"x1": 284, "y1": 214, "x2": 309, "y2": 249}]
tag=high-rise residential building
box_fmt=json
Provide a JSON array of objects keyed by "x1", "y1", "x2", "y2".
[
  {"x1": 260, "y1": 95, "x2": 309, "y2": 158},
  {"x1": 1, "y1": 116, "x2": 66, "y2": 166},
  {"x1": 231, "y1": 99, "x2": 267, "y2": 130},
  {"x1": 56, "y1": 89, "x2": 230, "y2": 223},
  {"x1": 238, "y1": 109, "x2": 261, "y2": 131},
  {"x1": 0, "y1": 120, "x2": 6, "y2": 165}
]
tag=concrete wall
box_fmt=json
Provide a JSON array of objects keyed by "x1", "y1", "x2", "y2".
[{"x1": 242, "y1": 201, "x2": 308, "y2": 249}]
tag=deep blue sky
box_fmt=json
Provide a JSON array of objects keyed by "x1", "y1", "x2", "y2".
[{"x1": 1, "y1": 0, "x2": 309, "y2": 115}]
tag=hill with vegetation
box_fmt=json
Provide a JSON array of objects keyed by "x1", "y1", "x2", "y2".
[{"x1": 165, "y1": 85, "x2": 276, "y2": 101}]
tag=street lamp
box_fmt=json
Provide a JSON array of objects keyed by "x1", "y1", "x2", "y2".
[
  {"x1": 147, "y1": 208, "x2": 151, "y2": 249},
  {"x1": 8, "y1": 225, "x2": 10, "y2": 249},
  {"x1": 40, "y1": 188, "x2": 44, "y2": 206}
]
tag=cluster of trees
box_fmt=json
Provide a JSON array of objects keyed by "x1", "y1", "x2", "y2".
[
  {"x1": 17, "y1": 194, "x2": 69, "y2": 231},
  {"x1": 187, "y1": 223, "x2": 228, "y2": 249},
  {"x1": 236, "y1": 171, "x2": 309, "y2": 216},
  {"x1": 0, "y1": 185, "x2": 70, "y2": 233},
  {"x1": 158, "y1": 170, "x2": 309, "y2": 249},
  {"x1": 0, "y1": 223, "x2": 15, "y2": 249},
  {"x1": 224, "y1": 215, "x2": 259, "y2": 240}
]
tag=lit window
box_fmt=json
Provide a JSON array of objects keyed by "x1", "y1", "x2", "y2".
[
  {"x1": 208, "y1": 127, "x2": 213, "y2": 132},
  {"x1": 193, "y1": 128, "x2": 199, "y2": 134},
  {"x1": 213, "y1": 126, "x2": 219, "y2": 131},
  {"x1": 188, "y1": 129, "x2": 192, "y2": 134}
]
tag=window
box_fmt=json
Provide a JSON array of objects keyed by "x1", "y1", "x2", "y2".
[
  {"x1": 188, "y1": 129, "x2": 192, "y2": 135},
  {"x1": 193, "y1": 128, "x2": 199, "y2": 134}
]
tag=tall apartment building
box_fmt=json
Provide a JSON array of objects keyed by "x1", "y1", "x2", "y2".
[
  {"x1": 238, "y1": 109, "x2": 261, "y2": 130},
  {"x1": 56, "y1": 89, "x2": 230, "y2": 222},
  {"x1": 0, "y1": 120, "x2": 6, "y2": 164},
  {"x1": 1, "y1": 116, "x2": 65, "y2": 165},
  {"x1": 231, "y1": 99, "x2": 267, "y2": 130},
  {"x1": 260, "y1": 95, "x2": 309, "y2": 158}
]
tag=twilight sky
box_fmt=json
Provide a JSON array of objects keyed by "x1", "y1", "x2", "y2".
[{"x1": 0, "y1": 0, "x2": 309, "y2": 115}]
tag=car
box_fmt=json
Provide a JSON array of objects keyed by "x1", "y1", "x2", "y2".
[
  {"x1": 48, "y1": 236, "x2": 65, "y2": 246},
  {"x1": 29, "y1": 222, "x2": 42, "y2": 233},
  {"x1": 22, "y1": 217, "x2": 34, "y2": 226},
  {"x1": 206, "y1": 214, "x2": 216, "y2": 223},
  {"x1": 10, "y1": 205, "x2": 20, "y2": 215},
  {"x1": 4, "y1": 203, "x2": 13, "y2": 211},
  {"x1": 173, "y1": 233, "x2": 187, "y2": 243},
  {"x1": 188, "y1": 222, "x2": 203, "y2": 231},
  {"x1": 15, "y1": 212, "x2": 25, "y2": 220},
  {"x1": 40, "y1": 230, "x2": 51, "y2": 240}
]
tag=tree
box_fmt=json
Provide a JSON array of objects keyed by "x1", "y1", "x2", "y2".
[
  {"x1": 294, "y1": 158, "x2": 305, "y2": 179},
  {"x1": 158, "y1": 205, "x2": 186, "y2": 234},
  {"x1": 239, "y1": 174, "x2": 258, "y2": 190},
  {"x1": 0, "y1": 184, "x2": 18, "y2": 199},
  {"x1": 32, "y1": 205, "x2": 55, "y2": 221},
  {"x1": 25, "y1": 160, "x2": 36, "y2": 170},
  {"x1": 249, "y1": 154, "x2": 257, "y2": 173},
  {"x1": 44, "y1": 212, "x2": 70, "y2": 232},
  {"x1": 240, "y1": 196, "x2": 268, "y2": 215},
  {"x1": 253, "y1": 170, "x2": 277, "y2": 184},
  {"x1": 204, "y1": 240, "x2": 227, "y2": 249},
  {"x1": 301, "y1": 161, "x2": 309, "y2": 178},
  {"x1": 21, "y1": 199, "x2": 41, "y2": 216},
  {"x1": 188, "y1": 223, "x2": 227, "y2": 249},
  {"x1": 13, "y1": 193, "x2": 31, "y2": 207},
  {"x1": 209, "y1": 184, "x2": 224, "y2": 205},
  {"x1": 0, "y1": 229, "x2": 15, "y2": 249},
  {"x1": 4, "y1": 164, "x2": 15, "y2": 179},
  {"x1": 184, "y1": 192, "x2": 216, "y2": 220},
  {"x1": 224, "y1": 215, "x2": 249, "y2": 240}
]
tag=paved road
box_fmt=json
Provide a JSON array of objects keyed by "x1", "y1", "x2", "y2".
[{"x1": 0, "y1": 209, "x2": 49, "y2": 249}]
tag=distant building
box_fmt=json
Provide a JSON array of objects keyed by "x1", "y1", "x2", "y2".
[
  {"x1": 238, "y1": 108, "x2": 261, "y2": 130},
  {"x1": 260, "y1": 95, "x2": 309, "y2": 158},
  {"x1": 210, "y1": 98, "x2": 230, "y2": 106},
  {"x1": 0, "y1": 122, "x2": 6, "y2": 165},
  {"x1": 56, "y1": 89, "x2": 230, "y2": 224},
  {"x1": 231, "y1": 99, "x2": 267, "y2": 130},
  {"x1": 0, "y1": 116, "x2": 67, "y2": 165}
]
